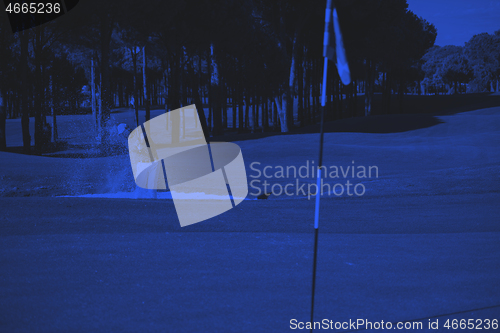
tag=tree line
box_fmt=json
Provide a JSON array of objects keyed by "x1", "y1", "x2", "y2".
[
  {"x1": 421, "y1": 31, "x2": 500, "y2": 95},
  {"x1": 0, "y1": 0, "x2": 496, "y2": 154}
]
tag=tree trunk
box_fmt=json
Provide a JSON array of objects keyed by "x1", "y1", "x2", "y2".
[
  {"x1": 255, "y1": 93, "x2": 260, "y2": 130},
  {"x1": 273, "y1": 96, "x2": 279, "y2": 131},
  {"x1": 210, "y1": 45, "x2": 223, "y2": 136},
  {"x1": 238, "y1": 64, "x2": 243, "y2": 131},
  {"x1": 244, "y1": 88, "x2": 250, "y2": 130},
  {"x1": 189, "y1": 56, "x2": 209, "y2": 140},
  {"x1": 0, "y1": 89, "x2": 5, "y2": 150},
  {"x1": 382, "y1": 71, "x2": 392, "y2": 114},
  {"x1": 274, "y1": 94, "x2": 289, "y2": 132},
  {"x1": 285, "y1": 57, "x2": 296, "y2": 130},
  {"x1": 398, "y1": 70, "x2": 405, "y2": 113},
  {"x1": 143, "y1": 46, "x2": 150, "y2": 122},
  {"x1": 352, "y1": 80, "x2": 358, "y2": 117},
  {"x1": 262, "y1": 96, "x2": 268, "y2": 132},
  {"x1": 180, "y1": 52, "x2": 187, "y2": 107},
  {"x1": 314, "y1": 59, "x2": 321, "y2": 121},
  {"x1": 222, "y1": 80, "x2": 227, "y2": 129},
  {"x1": 97, "y1": 72, "x2": 102, "y2": 141},
  {"x1": 305, "y1": 58, "x2": 311, "y2": 124},
  {"x1": 297, "y1": 46, "x2": 304, "y2": 126},
  {"x1": 6, "y1": 92, "x2": 12, "y2": 120},
  {"x1": 164, "y1": 69, "x2": 168, "y2": 113},
  {"x1": 91, "y1": 55, "x2": 97, "y2": 132},
  {"x1": 332, "y1": 71, "x2": 337, "y2": 120},
  {"x1": 338, "y1": 80, "x2": 343, "y2": 119},
  {"x1": 207, "y1": 50, "x2": 212, "y2": 132},
  {"x1": 131, "y1": 48, "x2": 139, "y2": 127},
  {"x1": 169, "y1": 51, "x2": 181, "y2": 144},
  {"x1": 232, "y1": 86, "x2": 237, "y2": 130},
  {"x1": 15, "y1": 91, "x2": 20, "y2": 119},
  {"x1": 0, "y1": 26, "x2": 6, "y2": 150},
  {"x1": 386, "y1": 72, "x2": 392, "y2": 114},
  {"x1": 311, "y1": 60, "x2": 317, "y2": 123},
  {"x1": 50, "y1": 76, "x2": 58, "y2": 142},
  {"x1": 251, "y1": 94, "x2": 256, "y2": 133},
  {"x1": 99, "y1": 13, "x2": 114, "y2": 146},
  {"x1": 364, "y1": 60, "x2": 373, "y2": 117},
  {"x1": 20, "y1": 29, "x2": 30, "y2": 153},
  {"x1": 34, "y1": 26, "x2": 44, "y2": 153},
  {"x1": 118, "y1": 73, "x2": 123, "y2": 107}
]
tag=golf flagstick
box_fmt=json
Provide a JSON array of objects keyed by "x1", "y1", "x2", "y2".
[{"x1": 310, "y1": 1, "x2": 350, "y2": 331}]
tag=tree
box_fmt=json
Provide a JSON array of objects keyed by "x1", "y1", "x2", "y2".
[
  {"x1": 465, "y1": 32, "x2": 500, "y2": 92},
  {"x1": 0, "y1": 16, "x2": 16, "y2": 150},
  {"x1": 440, "y1": 51, "x2": 473, "y2": 94},
  {"x1": 422, "y1": 45, "x2": 462, "y2": 94},
  {"x1": 255, "y1": 0, "x2": 318, "y2": 132}
]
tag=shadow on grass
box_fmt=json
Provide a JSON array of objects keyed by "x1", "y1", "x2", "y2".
[
  {"x1": 379, "y1": 92, "x2": 500, "y2": 116},
  {"x1": 213, "y1": 113, "x2": 444, "y2": 143},
  {"x1": 216, "y1": 93, "x2": 500, "y2": 143}
]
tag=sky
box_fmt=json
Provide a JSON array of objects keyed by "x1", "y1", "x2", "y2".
[{"x1": 407, "y1": 0, "x2": 500, "y2": 46}]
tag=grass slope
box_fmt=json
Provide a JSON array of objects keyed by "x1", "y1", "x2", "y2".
[{"x1": 1, "y1": 106, "x2": 499, "y2": 332}]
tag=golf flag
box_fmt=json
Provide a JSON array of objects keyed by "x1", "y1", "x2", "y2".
[
  {"x1": 323, "y1": 2, "x2": 351, "y2": 85},
  {"x1": 311, "y1": 1, "x2": 351, "y2": 330}
]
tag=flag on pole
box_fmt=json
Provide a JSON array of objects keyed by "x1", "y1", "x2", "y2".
[
  {"x1": 323, "y1": 3, "x2": 351, "y2": 85},
  {"x1": 311, "y1": 1, "x2": 351, "y2": 331}
]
